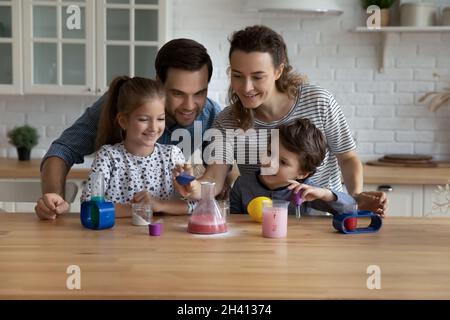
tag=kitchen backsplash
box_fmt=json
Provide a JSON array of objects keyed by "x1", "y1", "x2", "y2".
[{"x1": 0, "y1": 0, "x2": 449, "y2": 163}]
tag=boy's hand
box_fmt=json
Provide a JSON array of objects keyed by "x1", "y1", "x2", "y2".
[
  {"x1": 172, "y1": 163, "x2": 202, "y2": 200},
  {"x1": 354, "y1": 191, "x2": 388, "y2": 218},
  {"x1": 132, "y1": 191, "x2": 161, "y2": 212}
]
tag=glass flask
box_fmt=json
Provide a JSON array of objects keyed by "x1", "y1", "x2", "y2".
[
  {"x1": 91, "y1": 171, "x2": 105, "y2": 202},
  {"x1": 187, "y1": 182, "x2": 227, "y2": 234}
]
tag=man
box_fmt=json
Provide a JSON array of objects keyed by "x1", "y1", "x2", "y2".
[{"x1": 35, "y1": 39, "x2": 221, "y2": 220}]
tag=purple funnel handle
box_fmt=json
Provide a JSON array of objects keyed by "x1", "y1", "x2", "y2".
[{"x1": 292, "y1": 191, "x2": 303, "y2": 206}]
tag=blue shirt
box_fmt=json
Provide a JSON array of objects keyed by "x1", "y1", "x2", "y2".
[
  {"x1": 230, "y1": 171, "x2": 356, "y2": 216},
  {"x1": 42, "y1": 94, "x2": 222, "y2": 168}
]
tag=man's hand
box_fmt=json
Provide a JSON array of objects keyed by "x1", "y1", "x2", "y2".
[
  {"x1": 34, "y1": 193, "x2": 70, "y2": 220},
  {"x1": 355, "y1": 191, "x2": 388, "y2": 217}
]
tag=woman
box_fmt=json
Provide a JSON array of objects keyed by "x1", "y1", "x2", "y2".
[{"x1": 174, "y1": 25, "x2": 387, "y2": 215}]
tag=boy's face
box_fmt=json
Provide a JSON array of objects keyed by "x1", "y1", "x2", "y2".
[{"x1": 261, "y1": 143, "x2": 309, "y2": 189}]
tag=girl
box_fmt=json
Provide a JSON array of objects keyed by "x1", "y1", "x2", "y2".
[
  {"x1": 175, "y1": 25, "x2": 387, "y2": 216},
  {"x1": 82, "y1": 76, "x2": 195, "y2": 217}
]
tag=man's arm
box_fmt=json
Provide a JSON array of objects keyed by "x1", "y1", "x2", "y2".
[
  {"x1": 40, "y1": 156, "x2": 69, "y2": 196},
  {"x1": 35, "y1": 156, "x2": 71, "y2": 220},
  {"x1": 35, "y1": 95, "x2": 105, "y2": 220}
]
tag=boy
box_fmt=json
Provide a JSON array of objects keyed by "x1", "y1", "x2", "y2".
[{"x1": 230, "y1": 118, "x2": 356, "y2": 216}]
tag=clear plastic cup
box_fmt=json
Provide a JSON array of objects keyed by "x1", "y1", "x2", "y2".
[{"x1": 132, "y1": 203, "x2": 153, "y2": 226}]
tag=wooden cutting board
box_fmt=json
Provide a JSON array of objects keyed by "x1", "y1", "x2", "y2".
[
  {"x1": 366, "y1": 160, "x2": 450, "y2": 168},
  {"x1": 383, "y1": 154, "x2": 433, "y2": 161},
  {"x1": 378, "y1": 158, "x2": 432, "y2": 164}
]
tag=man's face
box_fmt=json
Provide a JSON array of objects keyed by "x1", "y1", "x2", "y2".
[{"x1": 163, "y1": 65, "x2": 209, "y2": 127}]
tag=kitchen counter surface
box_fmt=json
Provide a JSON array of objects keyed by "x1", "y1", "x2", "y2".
[
  {"x1": 363, "y1": 164, "x2": 450, "y2": 185},
  {"x1": 0, "y1": 158, "x2": 89, "y2": 180},
  {"x1": 1, "y1": 213, "x2": 450, "y2": 299},
  {"x1": 1, "y1": 158, "x2": 449, "y2": 185}
]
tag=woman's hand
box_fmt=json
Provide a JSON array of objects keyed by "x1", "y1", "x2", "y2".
[
  {"x1": 132, "y1": 191, "x2": 161, "y2": 212},
  {"x1": 287, "y1": 180, "x2": 336, "y2": 202},
  {"x1": 354, "y1": 191, "x2": 388, "y2": 218},
  {"x1": 172, "y1": 163, "x2": 202, "y2": 200}
]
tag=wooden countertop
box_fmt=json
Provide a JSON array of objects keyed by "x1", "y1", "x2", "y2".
[
  {"x1": 1, "y1": 213, "x2": 450, "y2": 299},
  {"x1": 363, "y1": 164, "x2": 450, "y2": 185},
  {"x1": 0, "y1": 158, "x2": 89, "y2": 180},
  {"x1": 1, "y1": 158, "x2": 450, "y2": 185}
]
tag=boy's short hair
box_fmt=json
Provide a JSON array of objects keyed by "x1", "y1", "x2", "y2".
[
  {"x1": 277, "y1": 118, "x2": 328, "y2": 176},
  {"x1": 155, "y1": 38, "x2": 213, "y2": 83}
]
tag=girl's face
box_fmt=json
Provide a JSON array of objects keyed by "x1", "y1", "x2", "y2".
[
  {"x1": 230, "y1": 50, "x2": 283, "y2": 109},
  {"x1": 117, "y1": 98, "x2": 166, "y2": 155},
  {"x1": 260, "y1": 143, "x2": 309, "y2": 189}
]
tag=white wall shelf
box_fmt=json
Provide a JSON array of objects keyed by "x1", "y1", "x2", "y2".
[
  {"x1": 354, "y1": 26, "x2": 450, "y2": 72},
  {"x1": 355, "y1": 26, "x2": 450, "y2": 32}
]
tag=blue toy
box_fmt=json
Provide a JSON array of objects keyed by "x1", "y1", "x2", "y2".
[
  {"x1": 81, "y1": 199, "x2": 115, "y2": 230},
  {"x1": 332, "y1": 210, "x2": 382, "y2": 234},
  {"x1": 176, "y1": 172, "x2": 196, "y2": 186},
  {"x1": 81, "y1": 172, "x2": 115, "y2": 230}
]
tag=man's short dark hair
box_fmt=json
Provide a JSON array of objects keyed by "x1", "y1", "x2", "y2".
[{"x1": 155, "y1": 38, "x2": 213, "y2": 83}]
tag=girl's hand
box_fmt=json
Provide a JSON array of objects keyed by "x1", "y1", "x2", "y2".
[
  {"x1": 132, "y1": 191, "x2": 161, "y2": 212},
  {"x1": 172, "y1": 163, "x2": 202, "y2": 200},
  {"x1": 287, "y1": 180, "x2": 336, "y2": 202}
]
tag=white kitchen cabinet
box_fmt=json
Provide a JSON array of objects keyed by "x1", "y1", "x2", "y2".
[
  {"x1": 0, "y1": 178, "x2": 84, "y2": 213},
  {"x1": 20, "y1": 0, "x2": 170, "y2": 95},
  {"x1": 23, "y1": 0, "x2": 95, "y2": 94},
  {"x1": 364, "y1": 183, "x2": 423, "y2": 217},
  {"x1": 0, "y1": 0, "x2": 22, "y2": 94}
]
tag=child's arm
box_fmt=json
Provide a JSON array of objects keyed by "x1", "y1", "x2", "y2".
[
  {"x1": 133, "y1": 191, "x2": 190, "y2": 215},
  {"x1": 287, "y1": 182, "x2": 336, "y2": 202},
  {"x1": 114, "y1": 203, "x2": 132, "y2": 218},
  {"x1": 287, "y1": 181, "x2": 356, "y2": 215}
]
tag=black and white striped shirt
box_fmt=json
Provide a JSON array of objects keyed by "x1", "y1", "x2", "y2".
[{"x1": 210, "y1": 84, "x2": 356, "y2": 192}]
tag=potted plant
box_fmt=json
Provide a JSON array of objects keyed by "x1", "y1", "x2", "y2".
[
  {"x1": 7, "y1": 125, "x2": 40, "y2": 161},
  {"x1": 361, "y1": 0, "x2": 397, "y2": 27}
]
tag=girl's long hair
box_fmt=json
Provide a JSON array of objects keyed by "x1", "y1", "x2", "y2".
[
  {"x1": 95, "y1": 76, "x2": 165, "y2": 150},
  {"x1": 228, "y1": 25, "x2": 308, "y2": 130}
]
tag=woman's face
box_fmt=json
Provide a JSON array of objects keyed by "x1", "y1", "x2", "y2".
[{"x1": 230, "y1": 50, "x2": 283, "y2": 109}]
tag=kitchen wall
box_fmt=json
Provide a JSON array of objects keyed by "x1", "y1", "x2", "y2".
[{"x1": 0, "y1": 0, "x2": 449, "y2": 164}]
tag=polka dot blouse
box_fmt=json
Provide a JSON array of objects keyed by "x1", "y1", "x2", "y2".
[{"x1": 81, "y1": 142, "x2": 194, "y2": 212}]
